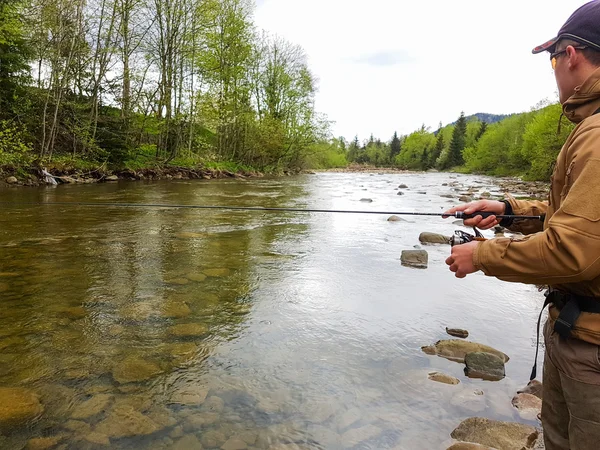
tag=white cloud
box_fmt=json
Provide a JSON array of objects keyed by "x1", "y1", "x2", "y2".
[{"x1": 254, "y1": 0, "x2": 587, "y2": 141}]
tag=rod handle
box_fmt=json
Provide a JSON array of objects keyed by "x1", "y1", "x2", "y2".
[{"x1": 455, "y1": 211, "x2": 497, "y2": 219}]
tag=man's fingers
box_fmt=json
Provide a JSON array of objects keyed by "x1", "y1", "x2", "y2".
[
  {"x1": 455, "y1": 271, "x2": 467, "y2": 279},
  {"x1": 445, "y1": 256, "x2": 454, "y2": 265}
]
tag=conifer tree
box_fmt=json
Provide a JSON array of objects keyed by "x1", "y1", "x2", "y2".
[{"x1": 447, "y1": 112, "x2": 467, "y2": 167}]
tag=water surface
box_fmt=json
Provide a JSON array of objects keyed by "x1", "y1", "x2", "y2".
[{"x1": 0, "y1": 172, "x2": 545, "y2": 449}]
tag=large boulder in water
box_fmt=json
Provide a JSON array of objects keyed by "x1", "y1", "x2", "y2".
[
  {"x1": 464, "y1": 352, "x2": 505, "y2": 381},
  {"x1": 401, "y1": 250, "x2": 428, "y2": 268},
  {"x1": 450, "y1": 417, "x2": 539, "y2": 450},
  {"x1": 0, "y1": 387, "x2": 44, "y2": 431},
  {"x1": 421, "y1": 339, "x2": 509, "y2": 363}
]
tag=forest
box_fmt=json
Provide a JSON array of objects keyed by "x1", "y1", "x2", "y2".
[{"x1": 0, "y1": 0, "x2": 571, "y2": 181}]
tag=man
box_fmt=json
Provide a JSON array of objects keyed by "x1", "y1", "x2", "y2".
[{"x1": 443, "y1": 1, "x2": 600, "y2": 449}]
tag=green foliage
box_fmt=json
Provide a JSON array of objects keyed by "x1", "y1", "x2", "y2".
[
  {"x1": 395, "y1": 128, "x2": 435, "y2": 170},
  {"x1": 0, "y1": 121, "x2": 33, "y2": 165},
  {"x1": 521, "y1": 103, "x2": 574, "y2": 180}
]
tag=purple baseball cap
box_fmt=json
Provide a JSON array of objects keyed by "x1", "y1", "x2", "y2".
[{"x1": 532, "y1": 0, "x2": 600, "y2": 54}]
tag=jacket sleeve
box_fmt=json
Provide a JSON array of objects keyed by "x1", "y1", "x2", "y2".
[
  {"x1": 503, "y1": 194, "x2": 547, "y2": 235},
  {"x1": 473, "y1": 129, "x2": 600, "y2": 285}
]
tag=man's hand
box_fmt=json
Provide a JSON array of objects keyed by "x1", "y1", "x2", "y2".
[
  {"x1": 445, "y1": 241, "x2": 480, "y2": 278},
  {"x1": 443, "y1": 200, "x2": 506, "y2": 230}
]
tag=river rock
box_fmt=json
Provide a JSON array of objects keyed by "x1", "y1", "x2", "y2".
[
  {"x1": 203, "y1": 268, "x2": 231, "y2": 277},
  {"x1": 0, "y1": 387, "x2": 44, "y2": 431},
  {"x1": 517, "y1": 380, "x2": 543, "y2": 399},
  {"x1": 464, "y1": 352, "x2": 505, "y2": 381},
  {"x1": 450, "y1": 417, "x2": 539, "y2": 450},
  {"x1": 458, "y1": 196, "x2": 473, "y2": 203},
  {"x1": 401, "y1": 250, "x2": 428, "y2": 268},
  {"x1": 71, "y1": 394, "x2": 113, "y2": 419},
  {"x1": 5, "y1": 176, "x2": 18, "y2": 184},
  {"x1": 105, "y1": 175, "x2": 119, "y2": 181},
  {"x1": 336, "y1": 407, "x2": 361, "y2": 430},
  {"x1": 112, "y1": 357, "x2": 161, "y2": 384},
  {"x1": 25, "y1": 436, "x2": 63, "y2": 450},
  {"x1": 446, "y1": 327, "x2": 469, "y2": 339},
  {"x1": 428, "y1": 372, "x2": 460, "y2": 385},
  {"x1": 512, "y1": 393, "x2": 542, "y2": 421},
  {"x1": 202, "y1": 395, "x2": 225, "y2": 413},
  {"x1": 186, "y1": 273, "x2": 207, "y2": 282},
  {"x1": 84, "y1": 432, "x2": 110, "y2": 446},
  {"x1": 399, "y1": 184, "x2": 408, "y2": 188},
  {"x1": 480, "y1": 192, "x2": 491, "y2": 198},
  {"x1": 168, "y1": 323, "x2": 209, "y2": 337},
  {"x1": 172, "y1": 434, "x2": 203, "y2": 450},
  {"x1": 162, "y1": 302, "x2": 192, "y2": 319},
  {"x1": 396, "y1": 191, "x2": 404, "y2": 195},
  {"x1": 169, "y1": 386, "x2": 209, "y2": 406},
  {"x1": 202, "y1": 429, "x2": 227, "y2": 448},
  {"x1": 359, "y1": 198, "x2": 373, "y2": 203},
  {"x1": 447, "y1": 443, "x2": 497, "y2": 450},
  {"x1": 419, "y1": 232, "x2": 451, "y2": 245},
  {"x1": 340, "y1": 424, "x2": 382, "y2": 448},
  {"x1": 94, "y1": 405, "x2": 163, "y2": 439},
  {"x1": 450, "y1": 389, "x2": 486, "y2": 414},
  {"x1": 222, "y1": 438, "x2": 248, "y2": 450},
  {"x1": 387, "y1": 215, "x2": 406, "y2": 222},
  {"x1": 421, "y1": 340, "x2": 509, "y2": 363}
]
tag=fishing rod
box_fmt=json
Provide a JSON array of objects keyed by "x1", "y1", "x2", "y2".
[{"x1": 0, "y1": 201, "x2": 543, "y2": 221}]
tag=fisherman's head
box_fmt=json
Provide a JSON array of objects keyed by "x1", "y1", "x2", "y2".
[{"x1": 532, "y1": 0, "x2": 600, "y2": 103}]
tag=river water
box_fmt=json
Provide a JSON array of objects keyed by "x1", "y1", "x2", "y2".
[{"x1": 0, "y1": 172, "x2": 545, "y2": 449}]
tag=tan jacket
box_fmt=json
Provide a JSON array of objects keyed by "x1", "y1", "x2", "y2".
[{"x1": 473, "y1": 67, "x2": 600, "y2": 345}]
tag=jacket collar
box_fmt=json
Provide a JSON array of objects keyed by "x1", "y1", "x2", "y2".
[{"x1": 563, "y1": 66, "x2": 600, "y2": 123}]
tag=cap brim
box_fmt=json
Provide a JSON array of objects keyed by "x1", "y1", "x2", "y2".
[{"x1": 532, "y1": 37, "x2": 558, "y2": 54}]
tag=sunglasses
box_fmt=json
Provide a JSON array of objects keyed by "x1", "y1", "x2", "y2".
[{"x1": 550, "y1": 45, "x2": 587, "y2": 69}]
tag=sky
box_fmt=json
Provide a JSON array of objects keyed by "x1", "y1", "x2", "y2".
[{"x1": 254, "y1": 0, "x2": 591, "y2": 141}]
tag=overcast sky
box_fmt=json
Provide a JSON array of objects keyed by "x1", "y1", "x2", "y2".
[{"x1": 254, "y1": 0, "x2": 589, "y2": 141}]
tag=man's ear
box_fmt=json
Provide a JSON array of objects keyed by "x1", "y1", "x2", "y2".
[{"x1": 566, "y1": 45, "x2": 583, "y2": 69}]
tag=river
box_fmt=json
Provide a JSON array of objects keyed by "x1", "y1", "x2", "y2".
[{"x1": 0, "y1": 172, "x2": 545, "y2": 449}]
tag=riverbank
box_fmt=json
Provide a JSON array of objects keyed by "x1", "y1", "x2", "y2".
[{"x1": 0, "y1": 163, "x2": 309, "y2": 188}]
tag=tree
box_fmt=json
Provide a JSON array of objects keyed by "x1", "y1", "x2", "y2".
[
  {"x1": 475, "y1": 121, "x2": 487, "y2": 141},
  {"x1": 390, "y1": 131, "x2": 401, "y2": 162},
  {"x1": 430, "y1": 127, "x2": 444, "y2": 167},
  {"x1": 0, "y1": 0, "x2": 31, "y2": 117},
  {"x1": 446, "y1": 111, "x2": 467, "y2": 167}
]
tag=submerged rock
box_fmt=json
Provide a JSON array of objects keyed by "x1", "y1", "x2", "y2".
[
  {"x1": 387, "y1": 215, "x2": 406, "y2": 222},
  {"x1": 419, "y1": 232, "x2": 451, "y2": 245},
  {"x1": 203, "y1": 268, "x2": 231, "y2": 277},
  {"x1": 428, "y1": 372, "x2": 460, "y2": 385},
  {"x1": 168, "y1": 323, "x2": 209, "y2": 337},
  {"x1": 512, "y1": 393, "x2": 542, "y2": 421},
  {"x1": 446, "y1": 327, "x2": 469, "y2": 339},
  {"x1": 359, "y1": 198, "x2": 373, "y2": 202},
  {"x1": 25, "y1": 436, "x2": 64, "y2": 450},
  {"x1": 421, "y1": 339, "x2": 509, "y2": 363},
  {"x1": 447, "y1": 443, "x2": 496, "y2": 450},
  {"x1": 450, "y1": 417, "x2": 539, "y2": 450},
  {"x1": 458, "y1": 196, "x2": 473, "y2": 203},
  {"x1": 401, "y1": 250, "x2": 428, "y2": 268},
  {"x1": 0, "y1": 387, "x2": 44, "y2": 431},
  {"x1": 94, "y1": 405, "x2": 163, "y2": 439},
  {"x1": 112, "y1": 357, "x2": 161, "y2": 384},
  {"x1": 464, "y1": 352, "x2": 505, "y2": 381},
  {"x1": 398, "y1": 184, "x2": 408, "y2": 188},
  {"x1": 71, "y1": 394, "x2": 113, "y2": 420},
  {"x1": 517, "y1": 380, "x2": 543, "y2": 400}
]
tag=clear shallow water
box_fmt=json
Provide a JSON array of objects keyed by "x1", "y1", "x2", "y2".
[{"x1": 0, "y1": 172, "x2": 545, "y2": 449}]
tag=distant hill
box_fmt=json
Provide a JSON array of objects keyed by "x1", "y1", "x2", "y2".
[{"x1": 464, "y1": 113, "x2": 512, "y2": 124}]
